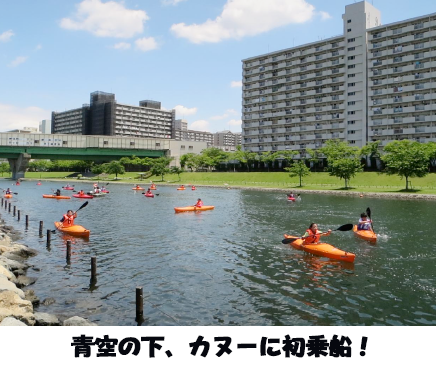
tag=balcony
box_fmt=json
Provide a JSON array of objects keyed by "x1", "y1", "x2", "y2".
[
  {"x1": 414, "y1": 23, "x2": 424, "y2": 30},
  {"x1": 394, "y1": 118, "x2": 402, "y2": 123},
  {"x1": 415, "y1": 105, "x2": 425, "y2": 111},
  {"x1": 393, "y1": 107, "x2": 403, "y2": 113}
]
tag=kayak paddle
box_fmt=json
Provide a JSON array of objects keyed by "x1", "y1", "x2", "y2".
[
  {"x1": 282, "y1": 223, "x2": 354, "y2": 244},
  {"x1": 51, "y1": 201, "x2": 89, "y2": 232},
  {"x1": 1, "y1": 189, "x2": 18, "y2": 195},
  {"x1": 366, "y1": 207, "x2": 374, "y2": 231}
]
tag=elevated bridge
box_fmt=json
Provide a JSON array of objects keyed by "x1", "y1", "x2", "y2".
[{"x1": 0, "y1": 133, "x2": 170, "y2": 179}]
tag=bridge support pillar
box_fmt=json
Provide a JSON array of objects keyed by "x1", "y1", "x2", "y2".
[{"x1": 8, "y1": 153, "x2": 31, "y2": 180}]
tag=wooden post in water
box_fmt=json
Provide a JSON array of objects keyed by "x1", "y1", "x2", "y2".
[
  {"x1": 8, "y1": 203, "x2": 11, "y2": 213},
  {"x1": 66, "y1": 240, "x2": 71, "y2": 262},
  {"x1": 13, "y1": 206, "x2": 16, "y2": 216},
  {"x1": 25, "y1": 215, "x2": 29, "y2": 227},
  {"x1": 39, "y1": 221, "x2": 43, "y2": 234},
  {"x1": 91, "y1": 257, "x2": 97, "y2": 278},
  {"x1": 136, "y1": 286, "x2": 144, "y2": 324},
  {"x1": 1, "y1": 198, "x2": 3, "y2": 206},
  {"x1": 17, "y1": 210, "x2": 20, "y2": 221},
  {"x1": 46, "y1": 229, "x2": 51, "y2": 244}
]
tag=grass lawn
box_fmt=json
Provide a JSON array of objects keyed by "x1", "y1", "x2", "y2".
[{"x1": 10, "y1": 171, "x2": 436, "y2": 195}]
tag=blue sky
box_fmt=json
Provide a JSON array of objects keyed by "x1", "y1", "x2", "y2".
[{"x1": 0, "y1": 0, "x2": 435, "y2": 133}]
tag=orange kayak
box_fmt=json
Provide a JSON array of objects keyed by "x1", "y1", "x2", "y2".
[
  {"x1": 132, "y1": 187, "x2": 145, "y2": 190},
  {"x1": 353, "y1": 225, "x2": 377, "y2": 243},
  {"x1": 43, "y1": 194, "x2": 70, "y2": 199},
  {"x1": 283, "y1": 235, "x2": 355, "y2": 263},
  {"x1": 177, "y1": 187, "x2": 186, "y2": 190},
  {"x1": 150, "y1": 186, "x2": 157, "y2": 190},
  {"x1": 4, "y1": 194, "x2": 12, "y2": 199},
  {"x1": 54, "y1": 221, "x2": 90, "y2": 237},
  {"x1": 174, "y1": 205, "x2": 214, "y2": 213}
]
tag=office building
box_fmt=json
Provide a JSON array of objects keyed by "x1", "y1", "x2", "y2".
[
  {"x1": 241, "y1": 1, "x2": 436, "y2": 157},
  {"x1": 52, "y1": 91, "x2": 175, "y2": 139}
]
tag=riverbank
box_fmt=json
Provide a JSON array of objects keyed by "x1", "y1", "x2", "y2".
[
  {"x1": 16, "y1": 177, "x2": 436, "y2": 201},
  {"x1": 0, "y1": 219, "x2": 97, "y2": 326}
]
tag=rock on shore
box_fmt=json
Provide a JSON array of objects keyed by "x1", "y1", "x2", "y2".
[{"x1": 0, "y1": 221, "x2": 97, "y2": 326}]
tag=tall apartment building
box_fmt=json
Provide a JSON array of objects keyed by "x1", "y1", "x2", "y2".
[
  {"x1": 52, "y1": 91, "x2": 175, "y2": 139},
  {"x1": 172, "y1": 119, "x2": 214, "y2": 146},
  {"x1": 214, "y1": 130, "x2": 242, "y2": 147},
  {"x1": 241, "y1": 1, "x2": 436, "y2": 157}
]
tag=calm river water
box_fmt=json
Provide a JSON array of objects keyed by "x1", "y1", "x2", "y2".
[{"x1": 1, "y1": 180, "x2": 435, "y2": 326}]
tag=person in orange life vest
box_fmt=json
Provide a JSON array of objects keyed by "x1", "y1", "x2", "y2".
[
  {"x1": 79, "y1": 190, "x2": 85, "y2": 196},
  {"x1": 194, "y1": 198, "x2": 203, "y2": 208},
  {"x1": 181, "y1": 185, "x2": 185, "y2": 188},
  {"x1": 302, "y1": 223, "x2": 331, "y2": 244},
  {"x1": 60, "y1": 210, "x2": 77, "y2": 227},
  {"x1": 146, "y1": 188, "x2": 152, "y2": 194}
]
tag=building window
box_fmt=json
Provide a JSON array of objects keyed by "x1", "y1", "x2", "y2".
[
  {"x1": 348, "y1": 92, "x2": 356, "y2": 96},
  {"x1": 348, "y1": 64, "x2": 356, "y2": 69},
  {"x1": 189, "y1": 146, "x2": 193, "y2": 150},
  {"x1": 348, "y1": 83, "x2": 356, "y2": 87},
  {"x1": 130, "y1": 142, "x2": 135, "y2": 146},
  {"x1": 348, "y1": 101, "x2": 356, "y2": 105},
  {"x1": 348, "y1": 29, "x2": 352, "y2": 32},
  {"x1": 63, "y1": 141, "x2": 68, "y2": 145},
  {"x1": 347, "y1": 19, "x2": 352, "y2": 23},
  {"x1": 181, "y1": 145, "x2": 185, "y2": 149},
  {"x1": 348, "y1": 38, "x2": 355, "y2": 43},
  {"x1": 348, "y1": 120, "x2": 355, "y2": 125},
  {"x1": 347, "y1": 130, "x2": 356, "y2": 134},
  {"x1": 348, "y1": 56, "x2": 355, "y2": 60},
  {"x1": 348, "y1": 47, "x2": 355, "y2": 51},
  {"x1": 348, "y1": 74, "x2": 355, "y2": 78},
  {"x1": 34, "y1": 140, "x2": 39, "y2": 143},
  {"x1": 103, "y1": 141, "x2": 108, "y2": 145},
  {"x1": 348, "y1": 111, "x2": 356, "y2": 115}
]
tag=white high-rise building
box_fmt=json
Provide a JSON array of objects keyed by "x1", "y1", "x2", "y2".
[
  {"x1": 241, "y1": 1, "x2": 436, "y2": 157},
  {"x1": 39, "y1": 119, "x2": 51, "y2": 134}
]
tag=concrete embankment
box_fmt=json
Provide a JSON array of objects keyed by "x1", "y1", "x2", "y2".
[{"x1": 0, "y1": 223, "x2": 97, "y2": 326}]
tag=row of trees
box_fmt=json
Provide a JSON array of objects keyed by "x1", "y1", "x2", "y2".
[
  {"x1": 6, "y1": 139, "x2": 436, "y2": 190},
  {"x1": 180, "y1": 140, "x2": 436, "y2": 190}
]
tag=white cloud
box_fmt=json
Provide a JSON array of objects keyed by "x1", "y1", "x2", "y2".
[
  {"x1": 0, "y1": 30, "x2": 14, "y2": 42},
  {"x1": 60, "y1": 0, "x2": 149, "y2": 38},
  {"x1": 190, "y1": 120, "x2": 210, "y2": 132},
  {"x1": 210, "y1": 109, "x2": 238, "y2": 120},
  {"x1": 135, "y1": 37, "x2": 158, "y2": 51},
  {"x1": 113, "y1": 42, "x2": 131, "y2": 50},
  {"x1": 0, "y1": 104, "x2": 50, "y2": 131},
  {"x1": 230, "y1": 80, "x2": 242, "y2": 88},
  {"x1": 319, "y1": 11, "x2": 332, "y2": 20},
  {"x1": 35, "y1": 44, "x2": 43, "y2": 51},
  {"x1": 228, "y1": 119, "x2": 242, "y2": 127},
  {"x1": 161, "y1": 0, "x2": 187, "y2": 5},
  {"x1": 173, "y1": 105, "x2": 197, "y2": 117},
  {"x1": 8, "y1": 56, "x2": 28, "y2": 68},
  {"x1": 170, "y1": 0, "x2": 315, "y2": 44}
]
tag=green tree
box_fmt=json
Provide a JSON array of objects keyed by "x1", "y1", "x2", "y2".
[
  {"x1": 0, "y1": 162, "x2": 10, "y2": 176},
  {"x1": 91, "y1": 164, "x2": 105, "y2": 179},
  {"x1": 361, "y1": 141, "x2": 382, "y2": 170},
  {"x1": 320, "y1": 140, "x2": 363, "y2": 189},
  {"x1": 170, "y1": 166, "x2": 184, "y2": 181},
  {"x1": 306, "y1": 148, "x2": 322, "y2": 172},
  {"x1": 180, "y1": 153, "x2": 199, "y2": 172},
  {"x1": 260, "y1": 152, "x2": 278, "y2": 172},
  {"x1": 234, "y1": 148, "x2": 257, "y2": 172},
  {"x1": 199, "y1": 147, "x2": 229, "y2": 170},
  {"x1": 285, "y1": 160, "x2": 311, "y2": 187},
  {"x1": 150, "y1": 157, "x2": 173, "y2": 181},
  {"x1": 103, "y1": 161, "x2": 125, "y2": 179},
  {"x1": 381, "y1": 140, "x2": 431, "y2": 190}
]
